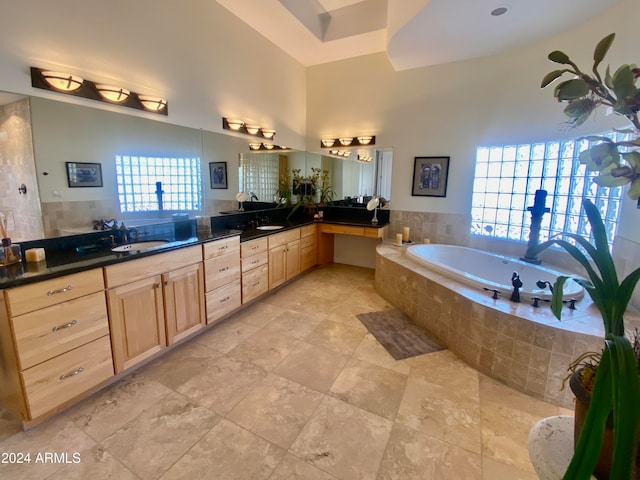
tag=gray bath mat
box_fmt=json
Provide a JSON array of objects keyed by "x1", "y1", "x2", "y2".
[{"x1": 356, "y1": 309, "x2": 445, "y2": 360}]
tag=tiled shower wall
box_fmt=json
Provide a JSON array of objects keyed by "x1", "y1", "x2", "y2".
[
  {"x1": 389, "y1": 209, "x2": 640, "y2": 310},
  {"x1": 0, "y1": 99, "x2": 44, "y2": 242}
]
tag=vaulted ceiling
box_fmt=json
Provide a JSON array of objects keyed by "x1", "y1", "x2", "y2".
[{"x1": 216, "y1": 0, "x2": 621, "y2": 70}]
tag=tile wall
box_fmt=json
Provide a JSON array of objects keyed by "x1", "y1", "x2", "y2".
[
  {"x1": 373, "y1": 244, "x2": 632, "y2": 409},
  {"x1": 0, "y1": 99, "x2": 44, "y2": 242}
]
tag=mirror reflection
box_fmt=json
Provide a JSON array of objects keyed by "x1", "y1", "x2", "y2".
[
  {"x1": 239, "y1": 149, "x2": 392, "y2": 206},
  {"x1": 0, "y1": 89, "x2": 392, "y2": 243}
]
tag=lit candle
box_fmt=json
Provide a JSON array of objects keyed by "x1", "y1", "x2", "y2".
[
  {"x1": 402, "y1": 227, "x2": 410, "y2": 243},
  {"x1": 395, "y1": 233, "x2": 403, "y2": 246}
]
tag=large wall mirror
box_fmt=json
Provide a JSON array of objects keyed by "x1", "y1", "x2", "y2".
[
  {"x1": 0, "y1": 89, "x2": 392, "y2": 243},
  {"x1": 238, "y1": 148, "x2": 392, "y2": 205}
]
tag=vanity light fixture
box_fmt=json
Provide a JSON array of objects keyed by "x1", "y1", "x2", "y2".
[
  {"x1": 31, "y1": 67, "x2": 168, "y2": 115},
  {"x1": 329, "y1": 149, "x2": 351, "y2": 158},
  {"x1": 95, "y1": 84, "x2": 130, "y2": 103},
  {"x1": 226, "y1": 119, "x2": 244, "y2": 130},
  {"x1": 358, "y1": 154, "x2": 373, "y2": 162},
  {"x1": 41, "y1": 71, "x2": 84, "y2": 92},
  {"x1": 248, "y1": 142, "x2": 290, "y2": 151},
  {"x1": 137, "y1": 95, "x2": 167, "y2": 112},
  {"x1": 320, "y1": 135, "x2": 375, "y2": 149},
  {"x1": 222, "y1": 117, "x2": 276, "y2": 140}
]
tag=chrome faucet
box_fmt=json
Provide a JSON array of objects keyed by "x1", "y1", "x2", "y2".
[{"x1": 249, "y1": 191, "x2": 259, "y2": 202}]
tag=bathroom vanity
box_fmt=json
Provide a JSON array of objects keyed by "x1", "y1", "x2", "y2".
[{"x1": 0, "y1": 213, "x2": 388, "y2": 428}]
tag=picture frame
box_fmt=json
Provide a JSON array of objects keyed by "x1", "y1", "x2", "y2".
[
  {"x1": 411, "y1": 156, "x2": 450, "y2": 197},
  {"x1": 66, "y1": 161, "x2": 103, "y2": 187},
  {"x1": 209, "y1": 161, "x2": 228, "y2": 189}
]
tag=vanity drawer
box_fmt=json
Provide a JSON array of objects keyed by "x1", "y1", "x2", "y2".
[
  {"x1": 241, "y1": 252, "x2": 268, "y2": 273},
  {"x1": 5, "y1": 269, "x2": 105, "y2": 317},
  {"x1": 241, "y1": 238, "x2": 268, "y2": 258},
  {"x1": 206, "y1": 280, "x2": 241, "y2": 325},
  {"x1": 301, "y1": 245, "x2": 317, "y2": 271},
  {"x1": 300, "y1": 235, "x2": 315, "y2": 249},
  {"x1": 205, "y1": 252, "x2": 240, "y2": 292},
  {"x1": 242, "y1": 265, "x2": 269, "y2": 304},
  {"x1": 21, "y1": 335, "x2": 114, "y2": 419},
  {"x1": 12, "y1": 291, "x2": 109, "y2": 370},
  {"x1": 318, "y1": 224, "x2": 364, "y2": 236},
  {"x1": 268, "y1": 229, "x2": 300, "y2": 249},
  {"x1": 203, "y1": 236, "x2": 240, "y2": 260},
  {"x1": 300, "y1": 224, "x2": 316, "y2": 238},
  {"x1": 104, "y1": 246, "x2": 201, "y2": 288}
]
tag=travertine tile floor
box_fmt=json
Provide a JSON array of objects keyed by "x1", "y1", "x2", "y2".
[{"x1": 0, "y1": 264, "x2": 571, "y2": 479}]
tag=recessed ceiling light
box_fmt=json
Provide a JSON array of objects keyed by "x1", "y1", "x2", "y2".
[{"x1": 491, "y1": 6, "x2": 508, "y2": 16}]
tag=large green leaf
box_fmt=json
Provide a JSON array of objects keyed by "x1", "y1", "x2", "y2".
[
  {"x1": 593, "y1": 33, "x2": 615, "y2": 69},
  {"x1": 607, "y1": 336, "x2": 640, "y2": 479},
  {"x1": 551, "y1": 276, "x2": 569, "y2": 320},
  {"x1": 541, "y1": 69, "x2": 568, "y2": 88},
  {"x1": 549, "y1": 50, "x2": 571, "y2": 65},
  {"x1": 593, "y1": 171, "x2": 633, "y2": 187},
  {"x1": 564, "y1": 338, "x2": 640, "y2": 479},
  {"x1": 555, "y1": 79, "x2": 590, "y2": 101},
  {"x1": 563, "y1": 344, "x2": 613, "y2": 479},
  {"x1": 581, "y1": 200, "x2": 618, "y2": 291}
]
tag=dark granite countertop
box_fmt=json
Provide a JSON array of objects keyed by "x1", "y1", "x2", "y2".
[{"x1": 0, "y1": 217, "x2": 389, "y2": 289}]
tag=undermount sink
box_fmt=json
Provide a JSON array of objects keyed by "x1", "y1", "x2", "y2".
[
  {"x1": 256, "y1": 225, "x2": 284, "y2": 231},
  {"x1": 111, "y1": 241, "x2": 169, "y2": 252}
]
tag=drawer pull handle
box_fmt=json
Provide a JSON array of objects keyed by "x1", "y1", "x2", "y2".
[
  {"x1": 251, "y1": 260, "x2": 259, "y2": 265},
  {"x1": 218, "y1": 267, "x2": 229, "y2": 272},
  {"x1": 219, "y1": 296, "x2": 230, "y2": 303},
  {"x1": 60, "y1": 367, "x2": 84, "y2": 381},
  {"x1": 52, "y1": 320, "x2": 78, "y2": 332},
  {"x1": 218, "y1": 245, "x2": 228, "y2": 250},
  {"x1": 251, "y1": 281, "x2": 260, "y2": 287},
  {"x1": 47, "y1": 285, "x2": 73, "y2": 296},
  {"x1": 251, "y1": 246, "x2": 259, "y2": 250}
]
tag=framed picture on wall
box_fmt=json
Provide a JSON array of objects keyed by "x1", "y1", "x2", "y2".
[
  {"x1": 209, "y1": 161, "x2": 228, "y2": 189},
  {"x1": 411, "y1": 156, "x2": 450, "y2": 197},
  {"x1": 66, "y1": 161, "x2": 103, "y2": 187}
]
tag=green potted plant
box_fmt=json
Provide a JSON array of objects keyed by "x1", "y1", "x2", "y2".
[{"x1": 538, "y1": 33, "x2": 640, "y2": 479}]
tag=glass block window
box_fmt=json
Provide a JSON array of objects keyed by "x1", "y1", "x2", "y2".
[
  {"x1": 471, "y1": 132, "x2": 627, "y2": 246},
  {"x1": 238, "y1": 153, "x2": 280, "y2": 202},
  {"x1": 115, "y1": 155, "x2": 202, "y2": 213}
]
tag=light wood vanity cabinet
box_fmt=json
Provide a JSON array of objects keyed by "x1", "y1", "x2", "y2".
[
  {"x1": 300, "y1": 224, "x2": 317, "y2": 272},
  {"x1": 240, "y1": 237, "x2": 269, "y2": 304},
  {"x1": 0, "y1": 269, "x2": 114, "y2": 422},
  {"x1": 268, "y1": 229, "x2": 300, "y2": 290},
  {"x1": 105, "y1": 246, "x2": 205, "y2": 373},
  {"x1": 203, "y1": 236, "x2": 241, "y2": 325}
]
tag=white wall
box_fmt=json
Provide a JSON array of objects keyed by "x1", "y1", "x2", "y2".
[
  {"x1": 0, "y1": 0, "x2": 307, "y2": 149},
  {"x1": 306, "y1": 0, "x2": 639, "y2": 243}
]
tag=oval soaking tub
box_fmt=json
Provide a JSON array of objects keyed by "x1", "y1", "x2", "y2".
[{"x1": 405, "y1": 244, "x2": 583, "y2": 301}]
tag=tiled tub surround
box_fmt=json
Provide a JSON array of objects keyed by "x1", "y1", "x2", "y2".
[
  {"x1": 389, "y1": 209, "x2": 640, "y2": 310},
  {"x1": 375, "y1": 243, "x2": 640, "y2": 409}
]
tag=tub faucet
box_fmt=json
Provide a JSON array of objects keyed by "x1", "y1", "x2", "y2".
[
  {"x1": 510, "y1": 272, "x2": 522, "y2": 303},
  {"x1": 249, "y1": 191, "x2": 259, "y2": 202},
  {"x1": 536, "y1": 280, "x2": 553, "y2": 293}
]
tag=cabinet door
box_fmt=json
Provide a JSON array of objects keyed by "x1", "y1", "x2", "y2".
[
  {"x1": 285, "y1": 240, "x2": 300, "y2": 281},
  {"x1": 107, "y1": 275, "x2": 166, "y2": 373},
  {"x1": 268, "y1": 244, "x2": 287, "y2": 290},
  {"x1": 163, "y1": 263, "x2": 206, "y2": 345}
]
